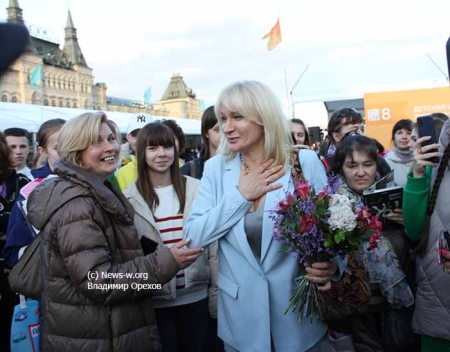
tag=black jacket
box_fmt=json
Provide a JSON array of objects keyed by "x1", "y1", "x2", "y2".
[{"x1": 180, "y1": 151, "x2": 206, "y2": 180}]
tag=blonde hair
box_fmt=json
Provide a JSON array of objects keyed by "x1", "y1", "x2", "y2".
[
  {"x1": 214, "y1": 80, "x2": 292, "y2": 169},
  {"x1": 58, "y1": 112, "x2": 120, "y2": 167}
]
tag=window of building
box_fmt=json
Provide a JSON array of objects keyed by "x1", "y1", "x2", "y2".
[
  {"x1": 31, "y1": 92, "x2": 40, "y2": 105},
  {"x1": 1, "y1": 95, "x2": 7, "y2": 102},
  {"x1": 44, "y1": 99, "x2": 49, "y2": 106},
  {"x1": 66, "y1": 102, "x2": 70, "y2": 108},
  {"x1": 51, "y1": 100, "x2": 56, "y2": 107},
  {"x1": 11, "y1": 96, "x2": 17, "y2": 103},
  {"x1": 73, "y1": 102, "x2": 77, "y2": 108},
  {"x1": 59, "y1": 101, "x2": 63, "y2": 107}
]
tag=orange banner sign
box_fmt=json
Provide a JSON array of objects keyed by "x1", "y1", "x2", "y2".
[{"x1": 364, "y1": 86, "x2": 450, "y2": 150}]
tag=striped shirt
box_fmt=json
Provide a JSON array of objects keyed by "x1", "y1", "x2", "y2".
[
  {"x1": 152, "y1": 183, "x2": 208, "y2": 308},
  {"x1": 154, "y1": 185, "x2": 185, "y2": 289}
]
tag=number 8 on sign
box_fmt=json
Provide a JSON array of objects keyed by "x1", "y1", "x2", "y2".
[{"x1": 381, "y1": 108, "x2": 391, "y2": 121}]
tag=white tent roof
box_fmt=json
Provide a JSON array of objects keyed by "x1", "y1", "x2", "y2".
[{"x1": 0, "y1": 103, "x2": 201, "y2": 135}]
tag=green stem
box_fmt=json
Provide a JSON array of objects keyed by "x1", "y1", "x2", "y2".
[
  {"x1": 309, "y1": 283, "x2": 315, "y2": 324},
  {"x1": 284, "y1": 278, "x2": 306, "y2": 315}
]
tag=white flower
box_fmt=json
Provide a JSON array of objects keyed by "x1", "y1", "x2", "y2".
[
  {"x1": 330, "y1": 194, "x2": 352, "y2": 207},
  {"x1": 328, "y1": 194, "x2": 357, "y2": 231}
]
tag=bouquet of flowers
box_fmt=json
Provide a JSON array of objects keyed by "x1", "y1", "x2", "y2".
[{"x1": 270, "y1": 178, "x2": 382, "y2": 322}]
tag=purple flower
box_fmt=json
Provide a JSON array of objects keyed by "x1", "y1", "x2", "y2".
[{"x1": 326, "y1": 173, "x2": 341, "y2": 194}]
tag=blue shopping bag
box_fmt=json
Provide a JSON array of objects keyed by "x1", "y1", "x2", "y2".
[{"x1": 10, "y1": 297, "x2": 40, "y2": 352}]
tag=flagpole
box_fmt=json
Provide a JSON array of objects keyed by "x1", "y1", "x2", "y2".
[{"x1": 290, "y1": 63, "x2": 310, "y2": 118}]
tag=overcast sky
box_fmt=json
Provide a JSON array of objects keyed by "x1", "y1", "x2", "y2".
[{"x1": 2, "y1": 0, "x2": 450, "y2": 114}]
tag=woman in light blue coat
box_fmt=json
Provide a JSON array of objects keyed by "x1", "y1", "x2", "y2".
[{"x1": 185, "y1": 81, "x2": 337, "y2": 352}]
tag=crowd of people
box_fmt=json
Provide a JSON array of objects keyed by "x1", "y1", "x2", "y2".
[{"x1": 1, "y1": 22, "x2": 450, "y2": 352}]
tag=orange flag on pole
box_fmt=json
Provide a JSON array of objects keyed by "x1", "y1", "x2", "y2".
[{"x1": 262, "y1": 18, "x2": 281, "y2": 51}]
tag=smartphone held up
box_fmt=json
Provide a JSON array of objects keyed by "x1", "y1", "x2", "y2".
[{"x1": 417, "y1": 115, "x2": 441, "y2": 165}]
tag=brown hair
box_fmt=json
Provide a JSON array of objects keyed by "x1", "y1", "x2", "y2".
[
  {"x1": 161, "y1": 119, "x2": 186, "y2": 152},
  {"x1": 37, "y1": 119, "x2": 66, "y2": 149},
  {"x1": 136, "y1": 122, "x2": 186, "y2": 213},
  {"x1": 201, "y1": 106, "x2": 218, "y2": 160},
  {"x1": 328, "y1": 108, "x2": 363, "y2": 146},
  {"x1": 391, "y1": 119, "x2": 413, "y2": 144},
  {"x1": 0, "y1": 132, "x2": 13, "y2": 183},
  {"x1": 291, "y1": 118, "x2": 311, "y2": 146}
]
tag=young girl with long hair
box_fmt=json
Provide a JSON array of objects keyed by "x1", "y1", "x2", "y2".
[{"x1": 124, "y1": 122, "x2": 209, "y2": 352}]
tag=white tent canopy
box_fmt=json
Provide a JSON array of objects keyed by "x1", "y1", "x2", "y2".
[{"x1": 0, "y1": 102, "x2": 201, "y2": 135}]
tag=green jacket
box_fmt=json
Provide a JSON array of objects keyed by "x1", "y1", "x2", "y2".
[{"x1": 402, "y1": 167, "x2": 432, "y2": 241}]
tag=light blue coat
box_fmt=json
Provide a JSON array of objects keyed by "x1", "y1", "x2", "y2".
[{"x1": 185, "y1": 150, "x2": 328, "y2": 352}]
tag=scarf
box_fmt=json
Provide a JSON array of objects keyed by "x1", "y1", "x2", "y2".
[
  {"x1": 327, "y1": 173, "x2": 363, "y2": 204},
  {"x1": 392, "y1": 147, "x2": 413, "y2": 164},
  {"x1": 329, "y1": 174, "x2": 414, "y2": 308}
]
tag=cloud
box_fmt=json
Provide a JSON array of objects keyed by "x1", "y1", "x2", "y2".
[{"x1": 3, "y1": 0, "x2": 450, "y2": 110}]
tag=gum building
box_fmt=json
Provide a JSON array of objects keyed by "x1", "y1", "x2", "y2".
[{"x1": 0, "y1": 0, "x2": 203, "y2": 119}]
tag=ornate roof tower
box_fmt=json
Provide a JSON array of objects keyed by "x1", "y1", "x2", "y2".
[
  {"x1": 6, "y1": 0, "x2": 24, "y2": 25},
  {"x1": 62, "y1": 10, "x2": 87, "y2": 66},
  {"x1": 160, "y1": 73, "x2": 196, "y2": 100}
]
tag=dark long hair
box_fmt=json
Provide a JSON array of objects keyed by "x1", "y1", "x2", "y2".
[
  {"x1": 0, "y1": 132, "x2": 13, "y2": 183},
  {"x1": 330, "y1": 135, "x2": 378, "y2": 176},
  {"x1": 136, "y1": 122, "x2": 186, "y2": 213},
  {"x1": 201, "y1": 106, "x2": 218, "y2": 160},
  {"x1": 415, "y1": 143, "x2": 450, "y2": 257}
]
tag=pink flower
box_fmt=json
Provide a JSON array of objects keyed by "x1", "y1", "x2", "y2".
[
  {"x1": 278, "y1": 194, "x2": 293, "y2": 211},
  {"x1": 368, "y1": 216, "x2": 383, "y2": 232},
  {"x1": 357, "y1": 206, "x2": 370, "y2": 220},
  {"x1": 300, "y1": 215, "x2": 317, "y2": 233},
  {"x1": 367, "y1": 233, "x2": 381, "y2": 251},
  {"x1": 317, "y1": 189, "x2": 328, "y2": 201},
  {"x1": 294, "y1": 182, "x2": 311, "y2": 199}
]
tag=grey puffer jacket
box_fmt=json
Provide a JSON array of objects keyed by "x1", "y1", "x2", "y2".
[
  {"x1": 412, "y1": 121, "x2": 450, "y2": 341},
  {"x1": 27, "y1": 161, "x2": 179, "y2": 352}
]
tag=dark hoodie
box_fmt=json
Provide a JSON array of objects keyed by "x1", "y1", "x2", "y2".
[
  {"x1": 27, "y1": 161, "x2": 179, "y2": 352},
  {"x1": 4, "y1": 163, "x2": 53, "y2": 267}
]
